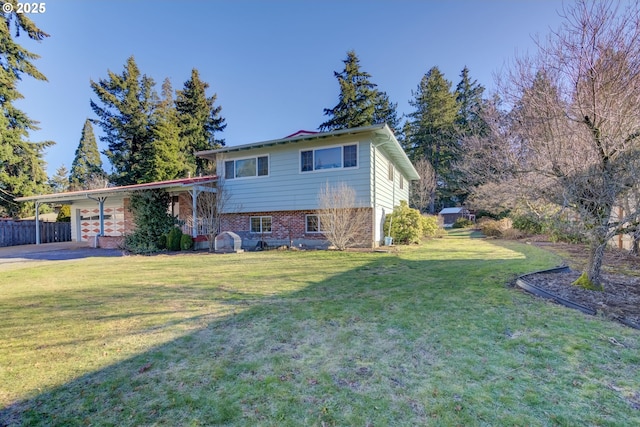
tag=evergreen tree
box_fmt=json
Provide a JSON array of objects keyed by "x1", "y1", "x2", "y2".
[
  {"x1": 90, "y1": 56, "x2": 157, "y2": 186},
  {"x1": 320, "y1": 50, "x2": 402, "y2": 136},
  {"x1": 147, "y1": 78, "x2": 187, "y2": 182},
  {"x1": 455, "y1": 66, "x2": 487, "y2": 137},
  {"x1": 69, "y1": 119, "x2": 106, "y2": 190},
  {"x1": 175, "y1": 68, "x2": 226, "y2": 175},
  {"x1": 404, "y1": 67, "x2": 459, "y2": 213},
  {"x1": 0, "y1": 6, "x2": 53, "y2": 217},
  {"x1": 49, "y1": 164, "x2": 69, "y2": 193},
  {"x1": 374, "y1": 90, "x2": 403, "y2": 138},
  {"x1": 319, "y1": 50, "x2": 378, "y2": 132}
]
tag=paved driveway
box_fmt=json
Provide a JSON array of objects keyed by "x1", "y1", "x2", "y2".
[{"x1": 0, "y1": 241, "x2": 124, "y2": 266}]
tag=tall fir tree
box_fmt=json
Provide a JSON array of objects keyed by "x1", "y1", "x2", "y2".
[
  {"x1": 0, "y1": 5, "x2": 53, "y2": 217},
  {"x1": 147, "y1": 78, "x2": 187, "y2": 182},
  {"x1": 49, "y1": 164, "x2": 70, "y2": 193},
  {"x1": 455, "y1": 66, "x2": 487, "y2": 137},
  {"x1": 374, "y1": 90, "x2": 403, "y2": 138},
  {"x1": 90, "y1": 56, "x2": 157, "y2": 186},
  {"x1": 452, "y1": 67, "x2": 489, "y2": 203},
  {"x1": 320, "y1": 50, "x2": 401, "y2": 135},
  {"x1": 69, "y1": 119, "x2": 106, "y2": 190},
  {"x1": 320, "y1": 50, "x2": 378, "y2": 132},
  {"x1": 404, "y1": 66, "x2": 459, "y2": 213},
  {"x1": 175, "y1": 68, "x2": 226, "y2": 175}
]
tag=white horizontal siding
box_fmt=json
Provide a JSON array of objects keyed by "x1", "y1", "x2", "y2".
[{"x1": 220, "y1": 137, "x2": 372, "y2": 213}]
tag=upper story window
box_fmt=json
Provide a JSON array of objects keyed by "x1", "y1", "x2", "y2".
[
  {"x1": 224, "y1": 155, "x2": 269, "y2": 179},
  {"x1": 300, "y1": 143, "x2": 358, "y2": 172}
]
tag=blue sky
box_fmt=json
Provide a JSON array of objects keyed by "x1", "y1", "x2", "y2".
[{"x1": 15, "y1": 0, "x2": 569, "y2": 176}]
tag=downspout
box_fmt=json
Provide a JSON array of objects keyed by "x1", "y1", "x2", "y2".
[
  {"x1": 35, "y1": 201, "x2": 41, "y2": 245},
  {"x1": 371, "y1": 134, "x2": 390, "y2": 246}
]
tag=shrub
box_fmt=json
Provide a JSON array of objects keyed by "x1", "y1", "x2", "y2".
[
  {"x1": 56, "y1": 205, "x2": 71, "y2": 222},
  {"x1": 501, "y1": 228, "x2": 524, "y2": 240},
  {"x1": 384, "y1": 202, "x2": 444, "y2": 244},
  {"x1": 547, "y1": 221, "x2": 586, "y2": 244},
  {"x1": 180, "y1": 234, "x2": 193, "y2": 251},
  {"x1": 479, "y1": 218, "x2": 513, "y2": 238},
  {"x1": 157, "y1": 234, "x2": 167, "y2": 250},
  {"x1": 167, "y1": 227, "x2": 183, "y2": 251},
  {"x1": 511, "y1": 214, "x2": 545, "y2": 235},
  {"x1": 452, "y1": 217, "x2": 474, "y2": 229},
  {"x1": 125, "y1": 190, "x2": 176, "y2": 254},
  {"x1": 421, "y1": 214, "x2": 443, "y2": 237}
]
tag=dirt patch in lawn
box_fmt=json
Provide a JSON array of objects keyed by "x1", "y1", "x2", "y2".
[{"x1": 523, "y1": 242, "x2": 640, "y2": 328}]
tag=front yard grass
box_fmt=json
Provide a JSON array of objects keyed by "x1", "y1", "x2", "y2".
[{"x1": 1, "y1": 232, "x2": 639, "y2": 426}]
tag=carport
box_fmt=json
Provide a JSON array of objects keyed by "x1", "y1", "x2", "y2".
[{"x1": 15, "y1": 176, "x2": 217, "y2": 245}]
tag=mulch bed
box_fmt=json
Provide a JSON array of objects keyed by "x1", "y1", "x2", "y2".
[
  {"x1": 517, "y1": 241, "x2": 640, "y2": 328},
  {"x1": 522, "y1": 269, "x2": 640, "y2": 328}
]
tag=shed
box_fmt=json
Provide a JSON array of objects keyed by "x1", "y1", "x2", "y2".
[{"x1": 439, "y1": 207, "x2": 472, "y2": 227}]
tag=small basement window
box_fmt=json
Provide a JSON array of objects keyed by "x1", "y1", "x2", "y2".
[{"x1": 250, "y1": 216, "x2": 272, "y2": 233}]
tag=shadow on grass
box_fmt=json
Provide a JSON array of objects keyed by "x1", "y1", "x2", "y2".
[
  {"x1": 1, "y1": 238, "x2": 638, "y2": 426},
  {"x1": 446, "y1": 228, "x2": 485, "y2": 239}
]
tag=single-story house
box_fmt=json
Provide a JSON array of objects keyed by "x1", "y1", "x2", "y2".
[
  {"x1": 17, "y1": 123, "x2": 419, "y2": 249},
  {"x1": 439, "y1": 207, "x2": 473, "y2": 227}
]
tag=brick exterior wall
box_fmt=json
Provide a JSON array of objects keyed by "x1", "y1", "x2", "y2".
[{"x1": 220, "y1": 208, "x2": 374, "y2": 250}]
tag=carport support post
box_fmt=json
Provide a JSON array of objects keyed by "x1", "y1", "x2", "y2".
[
  {"x1": 35, "y1": 201, "x2": 41, "y2": 245},
  {"x1": 86, "y1": 195, "x2": 107, "y2": 238},
  {"x1": 98, "y1": 197, "x2": 106, "y2": 236},
  {"x1": 191, "y1": 187, "x2": 199, "y2": 238}
]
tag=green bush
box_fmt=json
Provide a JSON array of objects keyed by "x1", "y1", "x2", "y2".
[
  {"x1": 384, "y1": 202, "x2": 444, "y2": 244},
  {"x1": 547, "y1": 221, "x2": 586, "y2": 244},
  {"x1": 167, "y1": 227, "x2": 183, "y2": 251},
  {"x1": 452, "y1": 217, "x2": 474, "y2": 229},
  {"x1": 125, "y1": 189, "x2": 176, "y2": 254},
  {"x1": 421, "y1": 214, "x2": 442, "y2": 237},
  {"x1": 511, "y1": 214, "x2": 545, "y2": 235},
  {"x1": 157, "y1": 234, "x2": 167, "y2": 250},
  {"x1": 56, "y1": 205, "x2": 71, "y2": 222},
  {"x1": 180, "y1": 234, "x2": 193, "y2": 251}
]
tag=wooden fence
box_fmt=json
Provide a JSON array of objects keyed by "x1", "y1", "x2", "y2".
[{"x1": 0, "y1": 221, "x2": 72, "y2": 247}]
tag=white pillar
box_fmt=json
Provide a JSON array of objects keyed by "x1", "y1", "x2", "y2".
[{"x1": 35, "y1": 201, "x2": 41, "y2": 245}]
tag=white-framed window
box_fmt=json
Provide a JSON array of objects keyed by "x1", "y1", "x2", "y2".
[
  {"x1": 388, "y1": 163, "x2": 394, "y2": 181},
  {"x1": 225, "y1": 155, "x2": 269, "y2": 179},
  {"x1": 250, "y1": 216, "x2": 272, "y2": 233},
  {"x1": 300, "y1": 143, "x2": 358, "y2": 172},
  {"x1": 400, "y1": 175, "x2": 404, "y2": 190},
  {"x1": 305, "y1": 214, "x2": 327, "y2": 233}
]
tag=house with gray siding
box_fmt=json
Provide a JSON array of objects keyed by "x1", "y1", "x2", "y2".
[{"x1": 197, "y1": 123, "x2": 419, "y2": 249}]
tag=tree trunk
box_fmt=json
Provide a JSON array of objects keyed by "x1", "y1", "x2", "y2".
[
  {"x1": 631, "y1": 227, "x2": 640, "y2": 256},
  {"x1": 586, "y1": 239, "x2": 606, "y2": 286}
]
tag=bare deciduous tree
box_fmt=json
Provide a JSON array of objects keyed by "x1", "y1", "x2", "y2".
[
  {"x1": 410, "y1": 158, "x2": 437, "y2": 213},
  {"x1": 183, "y1": 178, "x2": 231, "y2": 252},
  {"x1": 495, "y1": 0, "x2": 640, "y2": 287},
  {"x1": 317, "y1": 182, "x2": 370, "y2": 250}
]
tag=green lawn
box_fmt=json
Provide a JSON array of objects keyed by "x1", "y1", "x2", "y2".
[{"x1": 1, "y1": 232, "x2": 639, "y2": 426}]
